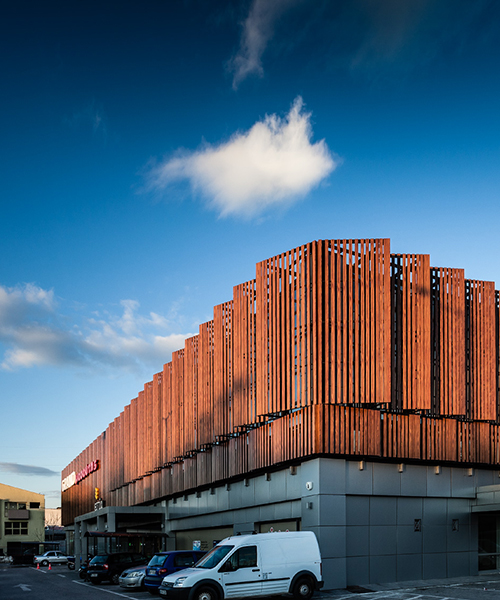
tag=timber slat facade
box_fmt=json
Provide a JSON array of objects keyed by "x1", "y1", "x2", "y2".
[{"x1": 62, "y1": 239, "x2": 500, "y2": 524}]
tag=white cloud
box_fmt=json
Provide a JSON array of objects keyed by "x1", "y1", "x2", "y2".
[
  {"x1": 0, "y1": 284, "x2": 194, "y2": 373},
  {"x1": 148, "y1": 97, "x2": 337, "y2": 218},
  {"x1": 227, "y1": 0, "x2": 496, "y2": 89},
  {"x1": 0, "y1": 283, "x2": 56, "y2": 324},
  {"x1": 0, "y1": 462, "x2": 58, "y2": 476},
  {"x1": 229, "y1": 0, "x2": 297, "y2": 89}
]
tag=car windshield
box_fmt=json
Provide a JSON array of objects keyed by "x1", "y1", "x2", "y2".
[
  {"x1": 90, "y1": 556, "x2": 108, "y2": 565},
  {"x1": 195, "y1": 545, "x2": 234, "y2": 569},
  {"x1": 148, "y1": 554, "x2": 168, "y2": 567}
]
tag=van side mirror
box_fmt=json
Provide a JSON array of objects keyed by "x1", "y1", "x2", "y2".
[{"x1": 219, "y1": 560, "x2": 236, "y2": 573}]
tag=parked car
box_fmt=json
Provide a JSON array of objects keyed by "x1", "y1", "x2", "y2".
[
  {"x1": 86, "y1": 552, "x2": 147, "y2": 585},
  {"x1": 33, "y1": 551, "x2": 71, "y2": 567},
  {"x1": 119, "y1": 564, "x2": 149, "y2": 589},
  {"x1": 158, "y1": 531, "x2": 323, "y2": 600},
  {"x1": 145, "y1": 551, "x2": 206, "y2": 594}
]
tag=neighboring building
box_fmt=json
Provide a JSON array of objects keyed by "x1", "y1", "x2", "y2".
[
  {"x1": 45, "y1": 508, "x2": 62, "y2": 527},
  {"x1": 0, "y1": 483, "x2": 45, "y2": 557},
  {"x1": 62, "y1": 238, "x2": 500, "y2": 588},
  {"x1": 44, "y1": 508, "x2": 67, "y2": 553}
]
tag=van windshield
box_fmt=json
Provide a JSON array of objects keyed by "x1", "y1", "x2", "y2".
[{"x1": 195, "y1": 545, "x2": 234, "y2": 569}]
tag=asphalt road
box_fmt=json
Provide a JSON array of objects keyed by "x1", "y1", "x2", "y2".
[
  {"x1": 0, "y1": 564, "x2": 153, "y2": 600},
  {"x1": 2, "y1": 564, "x2": 500, "y2": 600}
]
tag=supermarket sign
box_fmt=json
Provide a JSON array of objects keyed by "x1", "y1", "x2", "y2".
[{"x1": 62, "y1": 460, "x2": 99, "y2": 492}]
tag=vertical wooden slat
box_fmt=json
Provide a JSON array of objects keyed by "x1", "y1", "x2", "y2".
[{"x1": 467, "y1": 280, "x2": 496, "y2": 421}]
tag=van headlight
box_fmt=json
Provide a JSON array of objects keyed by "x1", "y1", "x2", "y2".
[{"x1": 174, "y1": 577, "x2": 188, "y2": 587}]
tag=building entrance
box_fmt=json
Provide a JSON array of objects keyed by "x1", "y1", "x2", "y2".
[{"x1": 478, "y1": 514, "x2": 500, "y2": 570}]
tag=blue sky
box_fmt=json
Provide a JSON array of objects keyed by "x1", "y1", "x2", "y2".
[{"x1": 1, "y1": 0, "x2": 499, "y2": 508}]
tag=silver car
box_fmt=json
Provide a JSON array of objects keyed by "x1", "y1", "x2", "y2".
[
  {"x1": 118, "y1": 564, "x2": 148, "y2": 589},
  {"x1": 34, "y1": 551, "x2": 70, "y2": 566}
]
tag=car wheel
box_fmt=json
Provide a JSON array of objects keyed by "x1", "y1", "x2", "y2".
[
  {"x1": 293, "y1": 576, "x2": 314, "y2": 600},
  {"x1": 111, "y1": 573, "x2": 120, "y2": 585},
  {"x1": 41, "y1": 560, "x2": 49, "y2": 567},
  {"x1": 194, "y1": 586, "x2": 218, "y2": 600}
]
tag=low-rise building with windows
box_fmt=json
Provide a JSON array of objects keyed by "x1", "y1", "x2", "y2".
[{"x1": 0, "y1": 483, "x2": 45, "y2": 558}]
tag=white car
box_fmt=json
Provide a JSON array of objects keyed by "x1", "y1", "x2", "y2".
[{"x1": 34, "y1": 551, "x2": 70, "y2": 567}]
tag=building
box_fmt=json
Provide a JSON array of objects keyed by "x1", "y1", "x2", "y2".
[
  {"x1": 45, "y1": 508, "x2": 62, "y2": 527},
  {"x1": 62, "y1": 238, "x2": 500, "y2": 588},
  {"x1": 0, "y1": 483, "x2": 45, "y2": 558},
  {"x1": 44, "y1": 508, "x2": 67, "y2": 553}
]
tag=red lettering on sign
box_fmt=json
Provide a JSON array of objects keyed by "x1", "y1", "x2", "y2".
[{"x1": 75, "y1": 460, "x2": 100, "y2": 484}]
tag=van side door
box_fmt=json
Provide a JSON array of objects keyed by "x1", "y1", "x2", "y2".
[{"x1": 219, "y1": 545, "x2": 262, "y2": 598}]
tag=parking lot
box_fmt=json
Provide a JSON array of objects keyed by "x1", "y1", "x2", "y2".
[
  {"x1": 0, "y1": 563, "x2": 153, "y2": 600},
  {"x1": 3, "y1": 563, "x2": 500, "y2": 600}
]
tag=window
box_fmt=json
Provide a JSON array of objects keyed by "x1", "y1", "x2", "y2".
[
  {"x1": 4, "y1": 502, "x2": 31, "y2": 516},
  {"x1": 5, "y1": 522, "x2": 28, "y2": 535},
  {"x1": 236, "y1": 546, "x2": 257, "y2": 568},
  {"x1": 222, "y1": 546, "x2": 258, "y2": 571},
  {"x1": 174, "y1": 553, "x2": 196, "y2": 567},
  {"x1": 4, "y1": 502, "x2": 15, "y2": 517}
]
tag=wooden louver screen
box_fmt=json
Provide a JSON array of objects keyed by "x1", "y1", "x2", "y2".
[{"x1": 62, "y1": 238, "x2": 500, "y2": 525}]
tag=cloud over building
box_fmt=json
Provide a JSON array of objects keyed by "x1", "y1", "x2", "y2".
[{"x1": 148, "y1": 97, "x2": 337, "y2": 218}]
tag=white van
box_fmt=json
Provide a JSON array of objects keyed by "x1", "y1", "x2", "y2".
[{"x1": 158, "y1": 531, "x2": 323, "y2": 600}]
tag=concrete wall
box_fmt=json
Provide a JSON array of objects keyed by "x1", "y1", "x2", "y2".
[{"x1": 300, "y1": 459, "x2": 496, "y2": 588}]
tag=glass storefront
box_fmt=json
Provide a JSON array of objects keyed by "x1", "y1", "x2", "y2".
[{"x1": 478, "y1": 514, "x2": 500, "y2": 570}]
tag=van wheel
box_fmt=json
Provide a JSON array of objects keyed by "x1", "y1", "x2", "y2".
[
  {"x1": 194, "y1": 586, "x2": 218, "y2": 600},
  {"x1": 293, "y1": 576, "x2": 314, "y2": 600}
]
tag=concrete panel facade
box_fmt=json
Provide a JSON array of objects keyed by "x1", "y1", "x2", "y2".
[
  {"x1": 71, "y1": 457, "x2": 499, "y2": 590},
  {"x1": 186, "y1": 458, "x2": 497, "y2": 588}
]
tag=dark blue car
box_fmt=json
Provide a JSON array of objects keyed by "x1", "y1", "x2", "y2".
[{"x1": 144, "y1": 550, "x2": 205, "y2": 594}]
